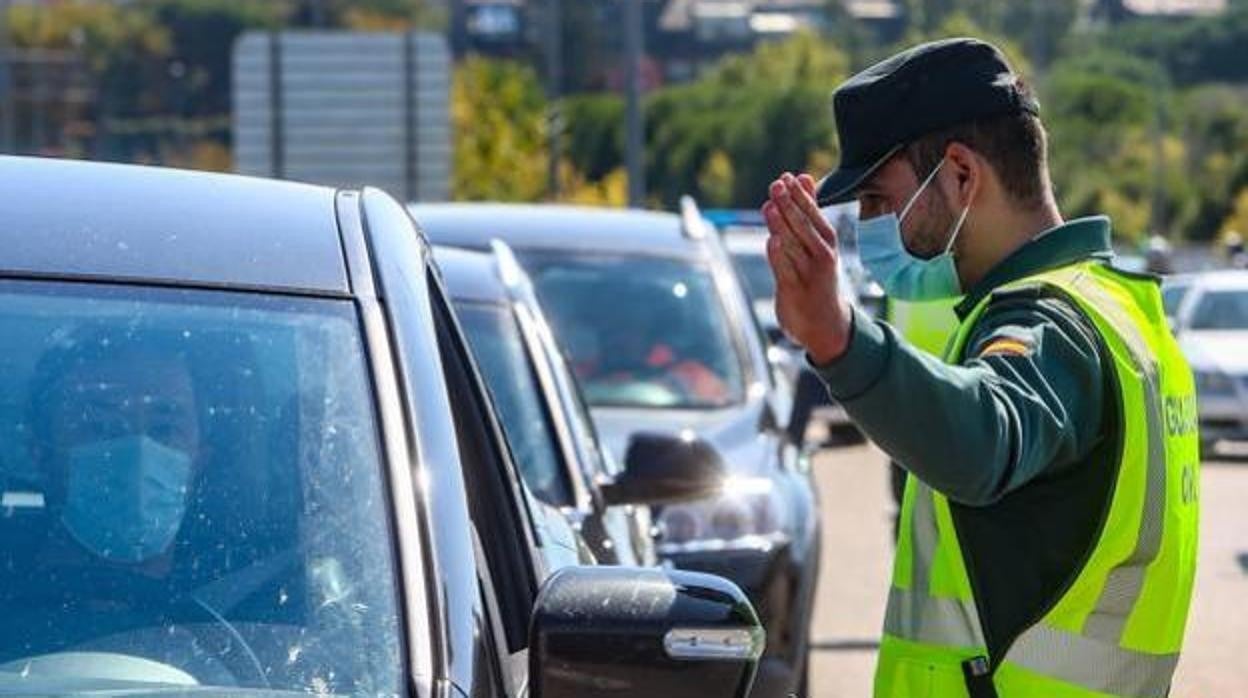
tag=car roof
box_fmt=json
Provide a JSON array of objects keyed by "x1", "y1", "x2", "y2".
[
  {"x1": 410, "y1": 203, "x2": 699, "y2": 258},
  {"x1": 433, "y1": 245, "x2": 508, "y2": 305},
  {"x1": 0, "y1": 156, "x2": 349, "y2": 295},
  {"x1": 1188, "y1": 269, "x2": 1248, "y2": 292},
  {"x1": 721, "y1": 229, "x2": 768, "y2": 255}
]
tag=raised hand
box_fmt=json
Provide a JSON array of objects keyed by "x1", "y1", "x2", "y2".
[{"x1": 762, "y1": 173, "x2": 853, "y2": 365}]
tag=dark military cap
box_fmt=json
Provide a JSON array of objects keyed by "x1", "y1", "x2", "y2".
[{"x1": 816, "y1": 37, "x2": 1040, "y2": 206}]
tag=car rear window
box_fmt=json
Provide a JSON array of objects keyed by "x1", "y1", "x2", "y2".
[{"x1": 0, "y1": 280, "x2": 403, "y2": 696}]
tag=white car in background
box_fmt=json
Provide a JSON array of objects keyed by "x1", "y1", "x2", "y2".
[{"x1": 1169, "y1": 270, "x2": 1248, "y2": 453}]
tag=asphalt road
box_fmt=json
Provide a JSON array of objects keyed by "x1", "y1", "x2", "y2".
[{"x1": 806, "y1": 444, "x2": 1248, "y2": 697}]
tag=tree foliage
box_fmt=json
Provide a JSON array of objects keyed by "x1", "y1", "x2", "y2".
[
  {"x1": 10, "y1": 0, "x2": 1248, "y2": 242},
  {"x1": 451, "y1": 57, "x2": 549, "y2": 202},
  {"x1": 562, "y1": 32, "x2": 847, "y2": 209}
]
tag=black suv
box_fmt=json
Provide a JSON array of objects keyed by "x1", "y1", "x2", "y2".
[{"x1": 0, "y1": 157, "x2": 763, "y2": 697}]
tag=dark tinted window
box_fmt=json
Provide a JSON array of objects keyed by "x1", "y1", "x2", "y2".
[{"x1": 454, "y1": 301, "x2": 573, "y2": 507}]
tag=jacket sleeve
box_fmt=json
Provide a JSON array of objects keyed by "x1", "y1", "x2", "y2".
[{"x1": 812, "y1": 294, "x2": 1105, "y2": 506}]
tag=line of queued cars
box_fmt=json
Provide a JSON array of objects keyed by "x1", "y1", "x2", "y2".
[
  {"x1": 0, "y1": 156, "x2": 822, "y2": 698},
  {"x1": 410, "y1": 201, "x2": 821, "y2": 698}
]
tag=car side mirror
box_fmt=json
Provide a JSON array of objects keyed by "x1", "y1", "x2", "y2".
[
  {"x1": 600, "y1": 431, "x2": 726, "y2": 506},
  {"x1": 529, "y1": 566, "x2": 763, "y2": 698}
]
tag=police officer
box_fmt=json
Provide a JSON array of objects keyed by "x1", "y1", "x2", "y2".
[{"x1": 763, "y1": 38, "x2": 1199, "y2": 697}]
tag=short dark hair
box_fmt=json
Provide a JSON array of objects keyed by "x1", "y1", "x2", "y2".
[{"x1": 904, "y1": 87, "x2": 1051, "y2": 209}]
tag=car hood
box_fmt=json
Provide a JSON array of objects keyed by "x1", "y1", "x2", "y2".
[
  {"x1": 591, "y1": 399, "x2": 777, "y2": 477},
  {"x1": 1179, "y1": 331, "x2": 1248, "y2": 375}
]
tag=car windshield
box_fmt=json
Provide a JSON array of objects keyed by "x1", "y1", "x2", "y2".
[
  {"x1": 731, "y1": 251, "x2": 776, "y2": 303},
  {"x1": 520, "y1": 252, "x2": 746, "y2": 409},
  {"x1": 454, "y1": 301, "x2": 573, "y2": 507},
  {"x1": 1189, "y1": 289, "x2": 1248, "y2": 330},
  {"x1": 0, "y1": 281, "x2": 402, "y2": 696}
]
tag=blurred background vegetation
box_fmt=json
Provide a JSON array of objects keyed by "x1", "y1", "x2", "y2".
[{"x1": 7, "y1": 0, "x2": 1248, "y2": 243}]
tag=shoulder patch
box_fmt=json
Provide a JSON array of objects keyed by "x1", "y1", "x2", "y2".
[{"x1": 979, "y1": 336, "x2": 1034, "y2": 358}]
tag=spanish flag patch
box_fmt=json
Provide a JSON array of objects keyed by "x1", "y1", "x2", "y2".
[{"x1": 979, "y1": 337, "x2": 1033, "y2": 358}]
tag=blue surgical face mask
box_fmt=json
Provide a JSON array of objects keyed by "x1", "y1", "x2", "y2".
[
  {"x1": 858, "y1": 159, "x2": 971, "y2": 301},
  {"x1": 62, "y1": 435, "x2": 193, "y2": 564}
]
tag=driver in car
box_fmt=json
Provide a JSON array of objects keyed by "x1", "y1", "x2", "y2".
[
  {"x1": 1, "y1": 326, "x2": 202, "y2": 657},
  {"x1": 596, "y1": 288, "x2": 731, "y2": 405}
]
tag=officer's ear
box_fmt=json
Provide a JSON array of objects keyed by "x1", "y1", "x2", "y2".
[{"x1": 941, "y1": 141, "x2": 982, "y2": 209}]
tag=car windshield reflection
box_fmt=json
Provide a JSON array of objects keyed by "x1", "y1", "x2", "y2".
[
  {"x1": 520, "y1": 252, "x2": 747, "y2": 410},
  {"x1": 0, "y1": 281, "x2": 402, "y2": 696}
]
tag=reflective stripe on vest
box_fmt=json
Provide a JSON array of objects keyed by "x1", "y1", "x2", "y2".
[{"x1": 876, "y1": 261, "x2": 1198, "y2": 698}]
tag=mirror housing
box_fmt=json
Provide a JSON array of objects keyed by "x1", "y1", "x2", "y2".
[
  {"x1": 529, "y1": 566, "x2": 762, "y2": 698},
  {"x1": 601, "y1": 431, "x2": 726, "y2": 506}
]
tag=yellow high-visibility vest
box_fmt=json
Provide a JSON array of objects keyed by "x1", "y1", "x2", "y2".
[{"x1": 877, "y1": 261, "x2": 1200, "y2": 697}]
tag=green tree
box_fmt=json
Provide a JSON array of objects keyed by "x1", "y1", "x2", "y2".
[
  {"x1": 697, "y1": 150, "x2": 735, "y2": 207},
  {"x1": 893, "y1": 11, "x2": 1032, "y2": 78},
  {"x1": 562, "y1": 93, "x2": 624, "y2": 182},
  {"x1": 1220, "y1": 188, "x2": 1248, "y2": 239},
  {"x1": 140, "y1": 0, "x2": 284, "y2": 117},
  {"x1": 561, "y1": 31, "x2": 848, "y2": 209},
  {"x1": 1178, "y1": 85, "x2": 1248, "y2": 239},
  {"x1": 895, "y1": 0, "x2": 1078, "y2": 70},
  {"x1": 1043, "y1": 50, "x2": 1179, "y2": 240},
  {"x1": 452, "y1": 57, "x2": 549, "y2": 201},
  {"x1": 9, "y1": 1, "x2": 172, "y2": 158},
  {"x1": 648, "y1": 32, "x2": 848, "y2": 208}
]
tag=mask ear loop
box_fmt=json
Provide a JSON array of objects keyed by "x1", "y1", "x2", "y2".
[
  {"x1": 944, "y1": 204, "x2": 971, "y2": 255},
  {"x1": 899, "y1": 158, "x2": 947, "y2": 223}
]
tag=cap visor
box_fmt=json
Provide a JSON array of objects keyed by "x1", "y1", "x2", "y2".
[{"x1": 815, "y1": 144, "x2": 903, "y2": 206}]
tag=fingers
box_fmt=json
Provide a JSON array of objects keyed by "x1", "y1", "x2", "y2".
[
  {"x1": 770, "y1": 177, "x2": 823, "y2": 260},
  {"x1": 763, "y1": 231, "x2": 813, "y2": 288},
  {"x1": 786, "y1": 176, "x2": 839, "y2": 249},
  {"x1": 797, "y1": 173, "x2": 816, "y2": 195},
  {"x1": 766, "y1": 229, "x2": 801, "y2": 287},
  {"x1": 768, "y1": 173, "x2": 828, "y2": 262},
  {"x1": 763, "y1": 200, "x2": 810, "y2": 283}
]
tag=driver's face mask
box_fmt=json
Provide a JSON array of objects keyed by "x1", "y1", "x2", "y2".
[{"x1": 61, "y1": 435, "x2": 193, "y2": 564}]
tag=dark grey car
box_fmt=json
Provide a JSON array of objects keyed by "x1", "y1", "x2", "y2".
[
  {"x1": 411, "y1": 202, "x2": 822, "y2": 698},
  {"x1": 0, "y1": 157, "x2": 764, "y2": 698},
  {"x1": 438, "y1": 243, "x2": 730, "y2": 567}
]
